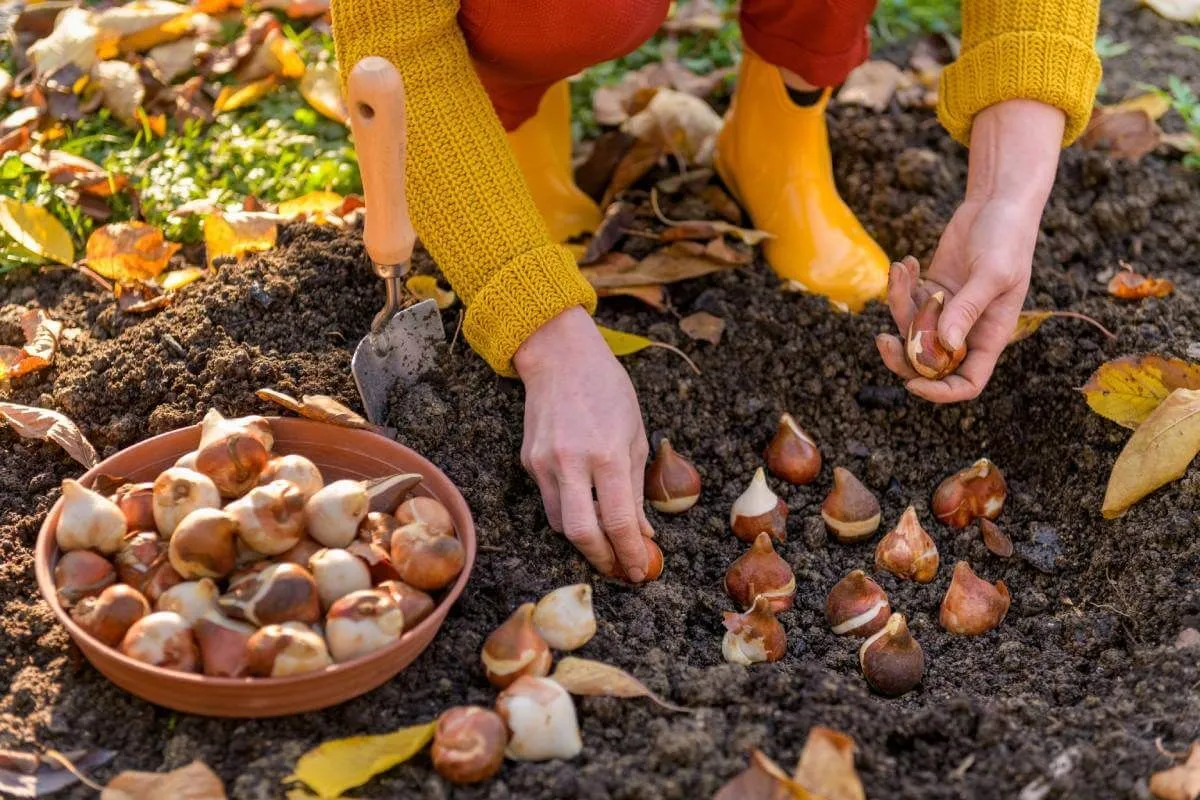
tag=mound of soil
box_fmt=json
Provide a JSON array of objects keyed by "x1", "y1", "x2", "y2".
[{"x1": 2, "y1": 3, "x2": 1198, "y2": 797}]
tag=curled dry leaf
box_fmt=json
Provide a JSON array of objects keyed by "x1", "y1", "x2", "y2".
[
  {"x1": 1102, "y1": 388, "x2": 1200, "y2": 518},
  {"x1": 622, "y1": 88, "x2": 723, "y2": 165},
  {"x1": 1081, "y1": 104, "x2": 1163, "y2": 162},
  {"x1": 0, "y1": 748, "x2": 115, "y2": 799},
  {"x1": 214, "y1": 75, "x2": 279, "y2": 114},
  {"x1": 235, "y1": 28, "x2": 305, "y2": 83},
  {"x1": 549, "y1": 656, "x2": 691, "y2": 713},
  {"x1": 1009, "y1": 309, "x2": 1115, "y2": 344},
  {"x1": 203, "y1": 211, "x2": 280, "y2": 268},
  {"x1": 838, "y1": 60, "x2": 908, "y2": 112},
  {"x1": 300, "y1": 63, "x2": 349, "y2": 125},
  {"x1": 276, "y1": 191, "x2": 345, "y2": 224},
  {"x1": 147, "y1": 37, "x2": 201, "y2": 82},
  {"x1": 1082, "y1": 355, "x2": 1200, "y2": 430},
  {"x1": 1108, "y1": 267, "x2": 1174, "y2": 299},
  {"x1": 286, "y1": 722, "x2": 435, "y2": 800},
  {"x1": 93, "y1": 60, "x2": 145, "y2": 127},
  {"x1": 581, "y1": 241, "x2": 743, "y2": 289},
  {"x1": 255, "y1": 388, "x2": 387, "y2": 436},
  {"x1": 679, "y1": 311, "x2": 725, "y2": 345},
  {"x1": 1, "y1": 309, "x2": 64, "y2": 379},
  {"x1": 1149, "y1": 742, "x2": 1200, "y2": 800},
  {"x1": 0, "y1": 200, "x2": 75, "y2": 265},
  {"x1": 85, "y1": 221, "x2": 180, "y2": 281},
  {"x1": 26, "y1": 7, "x2": 108, "y2": 78},
  {"x1": 595, "y1": 285, "x2": 669, "y2": 311},
  {"x1": 405, "y1": 276, "x2": 456, "y2": 310},
  {"x1": 21, "y1": 150, "x2": 128, "y2": 198},
  {"x1": 794, "y1": 727, "x2": 865, "y2": 800},
  {"x1": 601, "y1": 139, "x2": 664, "y2": 206},
  {"x1": 598, "y1": 326, "x2": 701, "y2": 374},
  {"x1": 0, "y1": 402, "x2": 98, "y2": 467},
  {"x1": 581, "y1": 202, "x2": 635, "y2": 264},
  {"x1": 101, "y1": 759, "x2": 225, "y2": 799}
]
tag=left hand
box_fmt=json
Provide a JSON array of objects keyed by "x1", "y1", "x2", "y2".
[{"x1": 876, "y1": 99, "x2": 1066, "y2": 403}]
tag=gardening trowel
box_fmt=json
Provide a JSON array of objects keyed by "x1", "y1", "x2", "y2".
[{"x1": 347, "y1": 57, "x2": 445, "y2": 426}]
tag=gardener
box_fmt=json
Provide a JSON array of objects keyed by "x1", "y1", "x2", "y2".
[{"x1": 330, "y1": 0, "x2": 1102, "y2": 582}]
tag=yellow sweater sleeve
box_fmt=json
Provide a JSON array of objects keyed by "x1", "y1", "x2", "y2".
[
  {"x1": 937, "y1": 0, "x2": 1102, "y2": 146},
  {"x1": 329, "y1": 0, "x2": 597, "y2": 377}
]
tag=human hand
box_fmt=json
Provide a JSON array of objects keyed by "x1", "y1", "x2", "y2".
[
  {"x1": 513, "y1": 306, "x2": 655, "y2": 581},
  {"x1": 876, "y1": 99, "x2": 1066, "y2": 402}
]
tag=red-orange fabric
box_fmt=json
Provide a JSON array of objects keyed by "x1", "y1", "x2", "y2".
[{"x1": 457, "y1": 0, "x2": 877, "y2": 130}]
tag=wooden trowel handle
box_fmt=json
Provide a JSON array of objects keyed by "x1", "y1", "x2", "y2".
[{"x1": 348, "y1": 57, "x2": 415, "y2": 272}]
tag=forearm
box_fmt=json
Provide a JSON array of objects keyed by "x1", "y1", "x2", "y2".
[
  {"x1": 966, "y1": 100, "x2": 1065, "y2": 207},
  {"x1": 330, "y1": 0, "x2": 596, "y2": 376},
  {"x1": 939, "y1": 0, "x2": 1102, "y2": 146}
]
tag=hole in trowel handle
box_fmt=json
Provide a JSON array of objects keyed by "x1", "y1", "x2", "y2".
[{"x1": 357, "y1": 101, "x2": 375, "y2": 120}]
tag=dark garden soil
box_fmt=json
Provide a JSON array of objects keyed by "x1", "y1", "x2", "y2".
[{"x1": 2, "y1": 4, "x2": 1200, "y2": 798}]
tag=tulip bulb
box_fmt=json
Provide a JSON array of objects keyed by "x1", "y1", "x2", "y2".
[
  {"x1": 305, "y1": 480, "x2": 369, "y2": 548},
  {"x1": 325, "y1": 589, "x2": 405, "y2": 662},
  {"x1": 432, "y1": 706, "x2": 508, "y2": 784},
  {"x1": 151, "y1": 467, "x2": 220, "y2": 538},
  {"x1": 495, "y1": 676, "x2": 582, "y2": 761},
  {"x1": 54, "y1": 550, "x2": 117, "y2": 607},
  {"x1": 858, "y1": 612, "x2": 924, "y2": 697},
  {"x1": 825, "y1": 570, "x2": 890, "y2": 637},
  {"x1": 155, "y1": 578, "x2": 220, "y2": 624},
  {"x1": 71, "y1": 584, "x2": 149, "y2": 647},
  {"x1": 310, "y1": 547, "x2": 373, "y2": 608},
  {"x1": 874, "y1": 506, "x2": 939, "y2": 583},
  {"x1": 199, "y1": 408, "x2": 274, "y2": 451},
  {"x1": 194, "y1": 611, "x2": 256, "y2": 677},
  {"x1": 358, "y1": 512, "x2": 400, "y2": 550},
  {"x1": 218, "y1": 562, "x2": 321, "y2": 627},
  {"x1": 532, "y1": 584, "x2": 596, "y2": 651},
  {"x1": 390, "y1": 521, "x2": 465, "y2": 591},
  {"x1": 729, "y1": 468, "x2": 788, "y2": 543},
  {"x1": 394, "y1": 496, "x2": 455, "y2": 538},
  {"x1": 722, "y1": 596, "x2": 786, "y2": 665},
  {"x1": 645, "y1": 438, "x2": 702, "y2": 514},
  {"x1": 979, "y1": 519, "x2": 1013, "y2": 558},
  {"x1": 376, "y1": 580, "x2": 435, "y2": 631},
  {"x1": 56, "y1": 479, "x2": 126, "y2": 554},
  {"x1": 258, "y1": 454, "x2": 324, "y2": 501},
  {"x1": 939, "y1": 562, "x2": 1010, "y2": 635},
  {"x1": 195, "y1": 431, "x2": 270, "y2": 499},
  {"x1": 905, "y1": 291, "x2": 966, "y2": 379},
  {"x1": 482, "y1": 602, "x2": 553, "y2": 687},
  {"x1": 112, "y1": 482, "x2": 156, "y2": 532},
  {"x1": 246, "y1": 622, "x2": 333, "y2": 677},
  {"x1": 346, "y1": 540, "x2": 401, "y2": 584},
  {"x1": 120, "y1": 611, "x2": 199, "y2": 672},
  {"x1": 226, "y1": 479, "x2": 306, "y2": 555},
  {"x1": 723, "y1": 532, "x2": 796, "y2": 612},
  {"x1": 931, "y1": 458, "x2": 1006, "y2": 529},
  {"x1": 277, "y1": 536, "x2": 324, "y2": 568},
  {"x1": 609, "y1": 537, "x2": 664, "y2": 583},
  {"x1": 820, "y1": 467, "x2": 881, "y2": 542},
  {"x1": 115, "y1": 531, "x2": 181, "y2": 603},
  {"x1": 174, "y1": 450, "x2": 199, "y2": 470},
  {"x1": 167, "y1": 508, "x2": 238, "y2": 579},
  {"x1": 764, "y1": 413, "x2": 821, "y2": 485}
]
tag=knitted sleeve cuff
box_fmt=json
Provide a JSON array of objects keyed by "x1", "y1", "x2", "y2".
[
  {"x1": 937, "y1": 32, "x2": 1102, "y2": 147},
  {"x1": 463, "y1": 244, "x2": 599, "y2": 377}
]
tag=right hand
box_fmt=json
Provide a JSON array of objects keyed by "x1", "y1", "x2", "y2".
[{"x1": 513, "y1": 307, "x2": 655, "y2": 581}]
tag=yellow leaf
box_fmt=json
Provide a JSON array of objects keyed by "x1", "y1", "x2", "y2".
[
  {"x1": 1108, "y1": 92, "x2": 1172, "y2": 122},
  {"x1": 214, "y1": 75, "x2": 279, "y2": 114},
  {"x1": 300, "y1": 63, "x2": 348, "y2": 125},
  {"x1": 550, "y1": 657, "x2": 691, "y2": 712},
  {"x1": 793, "y1": 727, "x2": 865, "y2": 800},
  {"x1": 1082, "y1": 355, "x2": 1200, "y2": 430},
  {"x1": 203, "y1": 211, "x2": 279, "y2": 268},
  {"x1": 1102, "y1": 388, "x2": 1200, "y2": 518},
  {"x1": 405, "y1": 275, "x2": 456, "y2": 310},
  {"x1": 597, "y1": 325, "x2": 700, "y2": 374},
  {"x1": 86, "y1": 221, "x2": 179, "y2": 281},
  {"x1": 0, "y1": 199, "x2": 75, "y2": 265},
  {"x1": 116, "y1": 11, "x2": 195, "y2": 54},
  {"x1": 267, "y1": 30, "x2": 306, "y2": 79},
  {"x1": 1143, "y1": 0, "x2": 1200, "y2": 22},
  {"x1": 286, "y1": 722, "x2": 435, "y2": 799},
  {"x1": 154, "y1": 266, "x2": 206, "y2": 292},
  {"x1": 277, "y1": 191, "x2": 344, "y2": 222},
  {"x1": 1009, "y1": 309, "x2": 1115, "y2": 345}
]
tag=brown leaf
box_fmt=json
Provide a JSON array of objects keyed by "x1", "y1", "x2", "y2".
[
  {"x1": 0, "y1": 309, "x2": 64, "y2": 380},
  {"x1": 1150, "y1": 743, "x2": 1200, "y2": 800},
  {"x1": 256, "y1": 388, "x2": 387, "y2": 436},
  {"x1": 581, "y1": 202, "x2": 635, "y2": 264},
  {"x1": 0, "y1": 402, "x2": 98, "y2": 467},
  {"x1": 663, "y1": 0, "x2": 726, "y2": 33},
  {"x1": 574, "y1": 131, "x2": 635, "y2": 201},
  {"x1": 21, "y1": 150, "x2": 128, "y2": 198},
  {"x1": 101, "y1": 760, "x2": 225, "y2": 799},
  {"x1": 595, "y1": 285, "x2": 668, "y2": 311},
  {"x1": 703, "y1": 237, "x2": 751, "y2": 265},
  {"x1": 623, "y1": 89, "x2": 723, "y2": 165},
  {"x1": 116, "y1": 281, "x2": 173, "y2": 314},
  {"x1": 147, "y1": 37, "x2": 201, "y2": 82},
  {"x1": 580, "y1": 241, "x2": 742, "y2": 288},
  {"x1": 1008, "y1": 309, "x2": 1116, "y2": 345},
  {"x1": 86, "y1": 221, "x2": 180, "y2": 281},
  {"x1": 1081, "y1": 106, "x2": 1162, "y2": 162},
  {"x1": 837, "y1": 61, "x2": 908, "y2": 112},
  {"x1": 980, "y1": 519, "x2": 1013, "y2": 558},
  {"x1": 1082, "y1": 355, "x2": 1200, "y2": 430},
  {"x1": 793, "y1": 727, "x2": 864, "y2": 800},
  {"x1": 549, "y1": 656, "x2": 691, "y2": 712},
  {"x1": 1108, "y1": 266, "x2": 1174, "y2": 299},
  {"x1": 26, "y1": 7, "x2": 108, "y2": 78},
  {"x1": 601, "y1": 138, "x2": 664, "y2": 206},
  {"x1": 715, "y1": 751, "x2": 809, "y2": 800},
  {"x1": 679, "y1": 311, "x2": 724, "y2": 344},
  {"x1": 666, "y1": 64, "x2": 735, "y2": 99},
  {"x1": 93, "y1": 59, "x2": 146, "y2": 127},
  {"x1": 203, "y1": 13, "x2": 276, "y2": 77},
  {"x1": 701, "y1": 185, "x2": 743, "y2": 224},
  {"x1": 1102, "y1": 388, "x2": 1200, "y2": 518}
]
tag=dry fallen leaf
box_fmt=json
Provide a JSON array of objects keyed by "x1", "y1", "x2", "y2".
[
  {"x1": 26, "y1": 7, "x2": 108, "y2": 78},
  {"x1": 300, "y1": 63, "x2": 349, "y2": 125},
  {"x1": 1082, "y1": 355, "x2": 1200, "y2": 429},
  {"x1": 601, "y1": 138, "x2": 664, "y2": 206},
  {"x1": 623, "y1": 88, "x2": 723, "y2": 165},
  {"x1": 405, "y1": 275, "x2": 456, "y2": 309},
  {"x1": 715, "y1": 750, "x2": 809, "y2": 800},
  {"x1": 0, "y1": 402, "x2": 98, "y2": 467},
  {"x1": 21, "y1": 150, "x2": 127, "y2": 198},
  {"x1": 838, "y1": 60, "x2": 908, "y2": 112},
  {"x1": 147, "y1": 36, "x2": 201, "y2": 82},
  {"x1": 214, "y1": 75, "x2": 279, "y2": 115},
  {"x1": 581, "y1": 202, "x2": 635, "y2": 264},
  {"x1": 595, "y1": 285, "x2": 669, "y2": 312},
  {"x1": 1008, "y1": 309, "x2": 1116, "y2": 344},
  {"x1": 598, "y1": 326, "x2": 700, "y2": 374},
  {"x1": 255, "y1": 388, "x2": 388, "y2": 436},
  {"x1": 276, "y1": 191, "x2": 345, "y2": 223},
  {"x1": 203, "y1": 210, "x2": 280, "y2": 267},
  {"x1": 155, "y1": 266, "x2": 207, "y2": 292},
  {"x1": 85, "y1": 221, "x2": 180, "y2": 281},
  {"x1": 0, "y1": 309, "x2": 64, "y2": 379},
  {"x1": 236, "y1": 28, "x2": 305, "y2": 82},
  {"x1": 1102, "y1": 387, "x2": 1200, "y2": 518},
  {"x1": 0, "y1": 748, "x2": 115, "y2": 799},
  {"x1": 1143, "y1": 0, "x2": 1200, "y2": 22},
  {"x1": 286, "y1": 722, "x2": 435, "y2": 800},
  {"x1": 581, "y1": 241, "x2": 743, "y2": 289},
  {"x1": 1081, "y1": 105, "x2": 1163, "y2": 162},
  {"x1": 1108, "y1": 266, "x2": 1174, "y2": 299},
  {"x1": 101, "y1": 760, "x2": 224, "y2": 799},
  {"x1": 0, "y1": 200, "x2": 76, "y2": 265},
  {"x1": 793, "y1": 727, "x2": 864, "y2": 800},
  {"x1": 679, "y1": 311, "x2": 724, "y2": 345},
  {"x1": 92, "y1": 60, "x2": 146, "y2": 128},
  {"x1": 550, "y1": 656, "x2": 691, "y2": 712},
  {"x1": 1150, "y1": 743, "x2": 1200, "y2": 800}
]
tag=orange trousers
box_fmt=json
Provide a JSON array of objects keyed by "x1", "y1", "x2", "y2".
[{"x1": 459, "y1": 0, "x2": 879, "y2": 130}]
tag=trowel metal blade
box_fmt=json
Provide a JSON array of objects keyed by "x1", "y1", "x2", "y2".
[{"x1": 352, "y1": 298, "x2": 445, "y2": 425}]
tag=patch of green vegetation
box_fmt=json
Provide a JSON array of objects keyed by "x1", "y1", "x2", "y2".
[
  {"x1": 1177, "y1": 35, "x2": 1200, "y2": 52},
  {"x1": 1157, "y1": 75, "x2": 1200, "y2": 170},
  {"x1": 870, "y1": 0, "x2": 960, "y2": 44},
  {"x1": 1095, "y1": 34, "x2": 1132, "y2": 59}
]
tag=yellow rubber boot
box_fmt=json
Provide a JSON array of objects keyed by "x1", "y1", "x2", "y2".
[
  {"x1": 506, "y1": 81, "x2": 602, "y2": 243},
  {"x1": 715, "y1": 51, "x2": 889, "y2": 312}
]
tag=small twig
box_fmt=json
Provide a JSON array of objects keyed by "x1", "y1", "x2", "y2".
[
  {"x1": 161, "y1": 333, "x2": 186, "y2": 359},
  {"x1": 450, "y1": 309, "x2": 464, "y2": 352},
  {"x1": 42, "y1": 750, "x2": 104, "y2": 793},
  {"x1": 620, "y1": 228, "x2": 663, "y2": 240},
  {"x1": 1046, "y1": 310, "x2": 1117, "y2": 340},
  {"x1": 649, "y1": 188, "x2": 675, "y2": 226},
  {"x1": 1156, "y1": 737, "x2": 1188, "y2": 760},
  {"x1": 646, "y1": 341, "x2": 700, "y2": 375}
]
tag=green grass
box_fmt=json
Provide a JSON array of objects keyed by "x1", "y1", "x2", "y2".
[{"x1": 1156, "y1": 75, "x2": 1200, "y2": 170}]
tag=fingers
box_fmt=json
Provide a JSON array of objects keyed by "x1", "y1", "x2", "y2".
[
  {"x1": 903, "y1": 325, "x2": 1006, "y2": 403},
  {"x1": 875, "y1": 333, "x2": 920, "y2": 380},
  {"x1": 629, "y1": 438, "x2": 655, "y2": 540},
  {"x1": 887, "y1": 259, "x2": 921, "y2": 333},
  {"x1": 593, "y1": 458, "x2": 650, "y2": 583},
  {"x1": 937, "y1": 266, "x2": 1006, "y2": 351},
  {"x1": 533, "y1": 473, "x2": 563, "y2": 532},
  {"x1": 558, "y1": 474, "x2": 616, "y2": 576}
]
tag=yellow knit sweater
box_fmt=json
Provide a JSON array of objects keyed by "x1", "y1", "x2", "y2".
[{"x1": 330, "y1": 0, "x2": 1101, "y2": 376}]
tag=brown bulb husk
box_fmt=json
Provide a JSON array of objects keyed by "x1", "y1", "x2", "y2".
[
  {"x1": 54, "y1": 550, "x2": 117, "y2": 607},
  {"x1": 979, "y1": 519, "x2": 1014, "y2": 558},
  {"x1": 645, "y1": 438, "x2": 702, "y2": 514},
  {"x1": 481, "y1": 603, "x2": 552, "y2": 688},
  {"x1": 859, "y1": 612, "x2": 924, "y2": 697},
  {"x1": 71, "y1": 584, "x2": 150, "y2": 647},
  {"x1": 820, "y1": 467, "x2": 880, "y2": 543},
  {"x1": 194, "y1": 432, "x2": 270, "y2": 499},
  {"x1": 194, "y1": 612, "x2": 256, "y2": 677},
  {"x1": 905, "y1": 291, "x2": 966, "y2": 379},
  {"x1": 391, "y1": 520, "x2": 465, "y2": 591},
  {"x1": 763, "y1": 413, "x2": 821, "y2": 485},
  {"x1": 874, "y1": 506, "x2": 939, "y2": 583},
  {"x1": 432, "y1": 706, "x2": 508, "y2": 785},
  {"x1": 376, "y1": 580, "x2": 436, "y2": 631},
  {"x1": 112, "y1": 482, "x2": 156, "y2": 531},
  {"x1": 167, "y1": 507, "x2": 238, "y2": 580},
  {"x1": 825, "y1": 569, "x2": 890, "y2": 637},
  {"x1": 394, "y1": 496, "x2": 455, "y2": 538},
  {"x1": 724, "y1": 532, "x2": 796, "y2": 612},
  {"x1": 218, "y1": 562, "x2": 321, "y2": 627},
  {"x1": 931, "y1": 458, "x2": 1007, "y2": 529},
  {"x1": 729, "y1": 468, "x2": 788, "y2": 543},
  {"x1": 721, "y1": 596, "x2": 786, "y2": 665},
  {"x1": 608, "y1": 537, "x2": 665, "y2": 583},
  {"x1": 939, "y1": 561, "x2": 1010, "y2": 635}
]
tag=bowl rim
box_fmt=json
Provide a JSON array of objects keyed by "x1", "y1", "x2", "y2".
[{"x1": 34, "y1": 417, "x2": 476, "y2": 688}]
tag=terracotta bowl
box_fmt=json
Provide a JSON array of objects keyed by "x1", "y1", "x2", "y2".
[{"x1": 34, "y1": 418, "x2": 475, "y2": 718}]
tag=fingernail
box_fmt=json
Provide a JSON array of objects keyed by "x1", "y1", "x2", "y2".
[
  {"x1": 628, "y1": 568, "x2": 646, "y2": 583},
  {"x1": 944, "y1": 325, "x2": 964, "y2": 349}
]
